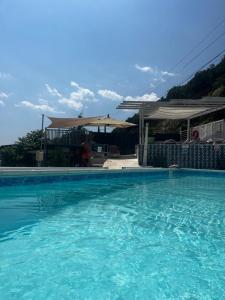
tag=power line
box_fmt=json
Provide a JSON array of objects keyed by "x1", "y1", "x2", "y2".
[
  {"x1": 144, "y1": 49, "x2": 225, "y2": 98},
  {"x1": 144, "y1": 40, "x2": 225, "y2": 96},
  {"x1": 161, "y1": 33, "x2": 225, "y2": 92},
  {"x1": 171, "y1": 16, "x2": 225, "y2": 72},
  {"x1": 160, "y1": 29, "x2": 225, "y2": 92},
  {"x1": 178, "y1": 49, "x2": 225, "y2": 86},
  {"x1": 181, "y1": 30, "x2": 225, "y2": 70},
  {"x1": 142, "y1": 17, "x2": 225, "y2": 96}
]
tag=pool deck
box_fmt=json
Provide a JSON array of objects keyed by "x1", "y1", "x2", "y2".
[
  {"x1": 103, "y1": 158, "x2": 139, "y2": 169},
  {"x1": 0, "y1": 158, "x2": 141, "y2": 175}
]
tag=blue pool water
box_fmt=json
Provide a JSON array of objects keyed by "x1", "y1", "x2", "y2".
[{"x1": 0, "y1": 170, "x2": 225, "y2": 299}]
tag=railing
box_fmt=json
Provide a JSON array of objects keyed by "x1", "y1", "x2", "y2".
[
  {"x1": 45, "y1": 128, "x2": 87, "y2": 146},
  {"x1": 180, "y1": 119, "x2": 225, "y2": 142},
  {"x1": 192, "y1": 119, "x2": 225, "y2": 141},
  {"x1": 180, "y1": 129, "x2": 188, "y2": 141}
]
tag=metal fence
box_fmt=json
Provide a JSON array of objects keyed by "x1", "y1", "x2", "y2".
[
  {"x1": 139, "y1": 143, "x2": 225, "y2": 169},
  {"x1": 192, "y1": 119, "x2": 225, "y2": 141},
  {"x1": 179, "y1": 119, "x2": 225, "y2": 142},
  {"x1": 45, "y1": 128, "x2": 86, "y2": 146}
]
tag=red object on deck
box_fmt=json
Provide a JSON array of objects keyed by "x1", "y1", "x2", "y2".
[{"x1": 192, "y1": 130, "x2": 199, "y2": 140}]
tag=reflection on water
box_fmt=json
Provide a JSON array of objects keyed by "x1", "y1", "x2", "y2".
[
  {"x1": 0, "y1": 177, "x2": 156, "y2": 237},
  {"x1": 0, "y1": 173, "x2": 225, "y2": 299}
]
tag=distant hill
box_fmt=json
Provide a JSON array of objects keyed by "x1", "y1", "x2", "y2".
[
  {"x1": 165, "y1": 56, "x2": 225, "y2": 100},
  {"x1": 114, "y1": 56, "x2": 225, "y2": 150}
]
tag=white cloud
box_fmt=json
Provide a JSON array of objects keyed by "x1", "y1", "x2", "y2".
[
  {"x1": 135, "y1": 64, "x2": 154, "y2": 73},
  {"x1": 45, "y1": 84, "x2": 62, "y2": 97},
  {"x1": 57, "y1": 81, "x2": 95, "y2": 111},
  {"x1": 135, "y1": 64, "x2": 175, "y2": 78},
  {"x1": 0, "y1": 72, "x2": 12, "y2": 80},
  {"x1": 153, "y1": 77, "x2": 166, "y2": 83},
  {"x1": 38, "y1": 99, "x2": 50, "y2": 105},
  {"x1": 70, "y1": 81, "x2": 80, "y2": 89},
  {"x1": 0, "y1": 92, "x2": 9, "y2": 106},
  {"x1": 98, "y1": 89, "x2": 123, "y2": 101},
  {"x1": 43, "y1": 81, "x2": 159, "y2": 113},
  {"x1": 44, "y1": 81, "x2": 96, "y2": 111},
  {"x1": 125, "y1": 92, "x2": 159, "y2": 102},
  {"x1": 58, "y1": 98, "x2": 83, "y2": 110},
  {"x1": 70, "y1": 81, "x2": 94, "y2": 100},
  {"x1": 161, "y1": 71, "x2": 175, "y2": 77},
  {"x1": 16, "y1": 100, "x2": 56, "y2": 112},
  {"x1": 0, "y1": 92, "x2": 9, "y2": 99}
]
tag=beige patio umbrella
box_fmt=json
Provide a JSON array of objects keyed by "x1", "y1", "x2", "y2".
[
  {"x1": 47, "y1": 116, "x2": 136, "y2": 129},
  {"x1": 87, "y1": 117, "x2": 136, "y2": 128}
]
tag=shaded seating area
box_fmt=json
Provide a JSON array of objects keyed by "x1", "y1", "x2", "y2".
[
  {"x1": 117, "y1": 97, "x2": 225, "y2": 169},
  {"x1": 43, "y1": 115, "x2": 136, "y2": 167}
]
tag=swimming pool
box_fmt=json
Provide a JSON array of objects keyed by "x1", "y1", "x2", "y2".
[{"x1": 0, "y1": 169, "x2": 225, "y2": 299}]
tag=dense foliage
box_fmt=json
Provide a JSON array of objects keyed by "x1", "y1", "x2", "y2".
[
  {"x1": 166, "y1": 57, "x2": 225, "y2": 100},
  {"x1": 0, "y1": 130, "x2": 43, "y2": 166}
]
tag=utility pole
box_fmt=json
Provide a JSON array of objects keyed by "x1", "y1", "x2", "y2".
[
  {"x1": 37, "y1": 114, "x2": 45, "y2": 167},
  {"x1": 40, "y1": 114, "x2": 45, "y2": 150},
  {"x1": 41, "y1": 114, "x2": 45, "y2": 132}
]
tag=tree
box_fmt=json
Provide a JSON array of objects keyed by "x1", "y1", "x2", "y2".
[
  {"x1": 0, "y1": 130, "x2": 44, "y2": 167},
  {"x1": 166, "y1": 56, "x2": 225, "y2": 100},
  {"x1": 17, "y1": 130, "x2": 43, "y2": 150}
]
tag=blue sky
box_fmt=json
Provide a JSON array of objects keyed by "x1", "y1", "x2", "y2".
[{"x1": 0, "y1": 0, "x2": 225, "y2": 145}]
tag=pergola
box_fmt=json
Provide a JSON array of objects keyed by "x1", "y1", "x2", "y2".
[
  {"x1": 117, "y1": 97, "x2": 225, "y2": 165},
  {"x1": 117, "y1": 97, "x2": 225, "y2": 144}
]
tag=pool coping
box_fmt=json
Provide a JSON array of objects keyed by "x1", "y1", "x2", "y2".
[
  {"x1": 1, "y1": 167, "x2": 225, "y2": 187},
  {"x1": 2, "y1": 166, "x2": 225, "y2": 181},
  {"x1": 0, "y1": 167, "x2": 165, "y2": 177},
  {"x1": 1, "y1": 166, "x2": 225, "y2": 173},
  {"x1": 0, "y1": 167, "x2": 173, "y2": 187}
]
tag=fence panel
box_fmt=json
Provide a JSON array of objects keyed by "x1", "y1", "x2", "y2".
[{"x1": 140, "y1": 143, "x2": 225, "y2": 169}]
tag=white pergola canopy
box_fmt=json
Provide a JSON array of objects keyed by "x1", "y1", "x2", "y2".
[
  {"x1": 117, "y1": 97, "x2": 225, "y2": 120},
  {"x1": 117, "y1": 97, "x2": 225, "y2": 146},
  {"x1": 144, "y1": 106, "x2": 214, "y2": 120},
  {"x1": 117, "y1": 96, "x2": 225, "y2": 166}
]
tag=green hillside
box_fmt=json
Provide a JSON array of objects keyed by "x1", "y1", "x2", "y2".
[
  {"x1": 115, "y1": 56, "x2": 225, "y2": 148},
  {"x1": 165, "y1": 56, "x2": 225, "y2": 100}
]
